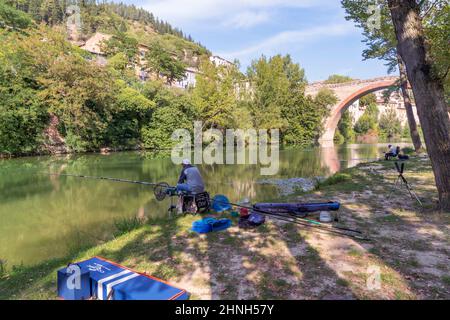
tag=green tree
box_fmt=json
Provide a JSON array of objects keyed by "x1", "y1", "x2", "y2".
[
  {"x1": 340, "y1": 0, "x2": 446, "y2": 152},
  {"x1": 337, "y1": 109, "x2": 355, "y2": 142},
  {"x1": 379, "y1": 106, "x2": 402, "y2": 139},
  {"x1": 105, "y1": 84, "x2": 155, "y2": 148},
  {"x1": 246, "y1": 54, "x2": 327, "y2": 145},
  {"x1": 0, "y1": 69, "x2": 48, "y2": 154},
  {"x1": 324, "y1": 74, "x2": 353, "y2": 84},
  {"x1": 313, "y1": 88, "x2": 338, "y2": 118},
  {"x1": 39, "y1": 0, "x2": 63, "y2": 26},
  {"x1": 145, "y1": 41, "x2": 186, "y2": 84},
  {"x1": 103, "y1": 32, "x2": 139, "y2": 63},
  {"x1": 359, "y1": 93, "x2": 377, "y2": 108},
  {"x1": 246, "y1": 55, "x2": 289, "y2": 130},
  {"x1": 354, "y1": 95, "x2": 379, "y2": 135},
  {"x1": 141, "y1": 106, "x2": 191, "y2": 150},
  {"x1": 192, "y1": 59, "x2": 238, "y2": 129},
  {"x1": 387, "y1": 0, "x2": 450, "y2": 209},
  {"x1": 0, "y1": 0, "x2": 33, "y2": 31}
]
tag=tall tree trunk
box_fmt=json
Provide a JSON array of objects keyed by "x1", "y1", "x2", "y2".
[
  {"x1": 388, "y1": 0, "x2": 450, "y2": 211},
  {"x1": 397, "y1": 54, "x2": 423, "y2": 152}
]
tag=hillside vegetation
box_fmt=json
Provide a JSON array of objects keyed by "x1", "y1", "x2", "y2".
[{"x1": 0, "y1": 0, "x2": 338, "y2": 157}]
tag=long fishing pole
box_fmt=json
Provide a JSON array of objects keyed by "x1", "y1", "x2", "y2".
[
  {"x1": 256, "y1": 209, "x2": 368, "y2": 239},
  {"x1": 259, "y1": 213, "x2": 370, "y2": 241},
  {"x1": 212, "y1": 199, "x2": 368, "y2": 240},
  {"x1": 250, "y1": 206, "x2": 363, "y2": 234},
  {"x1": 44, "y1": 173, "x2": 160, "y2": 187},
  {"x1": 213, "y1": 199, "x2": 362, "y2": 234},
  {"x1": 254, "y1": 210, "x2": 370, "y2": 240}
]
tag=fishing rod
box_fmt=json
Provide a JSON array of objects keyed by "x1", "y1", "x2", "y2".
[
  {"x1": 260, "y1": 213, "x2": 370, "y2": 241},
  {"x1": 44, "y1": 173, "x2": 161, "y2": 187},
  {"x1": 44, "y1": 172, "x2": 178, "y2": 201},
  {"x1": 213, "y1": 198, "x2": 362, "y2": 234},
  {"x1": 212, "y1": 198, "x2": 369, "y2": 240}
]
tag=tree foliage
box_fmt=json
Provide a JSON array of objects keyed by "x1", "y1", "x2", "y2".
[
  {"x1": 379, "y1": 106, "x2": 402, "y2": 139},
  {"x1": 0, "y1": 0, "x2": 33, "y2": 31},
  {"x1": 3, "y1": 0, "x2": 207, "y2": 48},
  {"x1": 337, "y1": 110, "x2": 355, "y2": 143},
  {"x1": 192, "y1": 59, "x2": 238, "y2": 129},
  {"x1": 103, "y1": 32, "x2": 138, "y2": 62},
  {"x1": 145, "y1": 41, "x2": 186, "y2": 84},
  {"x1": 324, "y1": 74, "x2": 354, "y2": 84},
  {"x1": 341, "y1": 0, "x2": 449, "y2": 99}
]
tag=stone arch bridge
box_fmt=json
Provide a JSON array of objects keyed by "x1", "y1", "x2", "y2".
[{"x1": 306, "y1": 76, "x2": 399, "y2": 146}]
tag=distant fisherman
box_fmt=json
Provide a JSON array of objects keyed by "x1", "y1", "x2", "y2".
[
  {"x1": 385, "y1": 144, "x2": 399, "y2": 160},
  {"x1": 176, "y1": 159, "x2": 205, "y2": 194}
]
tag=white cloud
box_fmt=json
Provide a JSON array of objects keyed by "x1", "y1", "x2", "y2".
[
  {"x1": 141, "y1": 0, "x2": 335, "y2": 28},
  {"x1": 222, "y1": 11, "x2": 270, "y2": 29},
  {"x1": 219, "y1": 22, "x2": 354, "y2": 60}
]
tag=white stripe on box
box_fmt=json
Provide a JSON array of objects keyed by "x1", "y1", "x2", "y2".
[
  {"x1": 105, "y1": 273, "x2": 140, "y2": 300},
  {"x1": 97, "y1": 270, "x2": 131, "y2": 300}
]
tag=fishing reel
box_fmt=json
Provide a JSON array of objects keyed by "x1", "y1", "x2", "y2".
[{"x1": 153, "y1": 182, "x2": 177, "y2": 201}]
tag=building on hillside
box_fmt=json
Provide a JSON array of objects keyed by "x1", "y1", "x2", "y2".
[
  {"x1": 210, "y1": 55, "x2": 234, "y2": 68},
  {"x1": 234, "y1": 80, "x2": 253, "y2": 99},
  {"x1": 347, "y1": 90, "x2": 419, "y2": 126},
  {"x1": 80, "y1": 32, "x2": 112, "y2": 66},
  {"x1": 136, "y1": 43, "x2": 151, "y2": 81},
  {"x1": 79, "y1": 33, "x2": 206, "y2": 89},
  {"x1": 172, "y1": 67, "x2": 200, "y2": 89}
]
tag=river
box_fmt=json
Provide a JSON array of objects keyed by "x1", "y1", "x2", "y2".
[{"x1": 0, "y1": 143, "x2": 409, "y2": 268}]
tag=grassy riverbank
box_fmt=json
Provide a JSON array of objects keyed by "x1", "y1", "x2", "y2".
[{"x1": 1, "y1": 156, "x2": 449, "y2": 300}]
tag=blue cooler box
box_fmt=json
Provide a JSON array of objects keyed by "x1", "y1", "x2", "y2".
[{"x1": 57, "y1": 257, "x2": 188, "y2": 300}]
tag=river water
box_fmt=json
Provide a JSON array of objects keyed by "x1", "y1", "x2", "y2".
[{"x1": 0, "y1": 143, "x2": 408, "y2": 268}]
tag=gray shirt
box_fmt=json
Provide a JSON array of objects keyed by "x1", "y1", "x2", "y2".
[{"x1": 178, "y1": 165, "x2": 205, "y2": 193}]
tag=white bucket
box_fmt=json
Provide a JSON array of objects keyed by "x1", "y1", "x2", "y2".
[{"x1": 319, "y1": 211, "x2": 332, "y2": 223}]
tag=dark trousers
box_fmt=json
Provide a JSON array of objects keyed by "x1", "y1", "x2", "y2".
[{"x1": 385, "y1": 152, "x2": 396, "y2": 160}]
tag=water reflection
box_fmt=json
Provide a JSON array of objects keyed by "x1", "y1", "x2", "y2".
[{"x1": 0, "y1": 143, "x2": 409, "y2": 267}]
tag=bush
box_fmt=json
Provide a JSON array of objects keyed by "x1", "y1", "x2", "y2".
[
  {"x1": 379, "y1": 107, "x2": 402, "y2": 139},
  {"x1": 334, "y1": 130, "x2": 345, "y2": 145},
  {"x1": 141, "y1": 106, "x2": 192, "y2": 150},
  {"x1": 0, "y1": 90, "x2": 48, "y2": 155}
]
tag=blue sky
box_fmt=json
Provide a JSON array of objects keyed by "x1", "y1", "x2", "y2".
[{"x1": 118, "y1": 0, "x2": 390, "y2": 82}]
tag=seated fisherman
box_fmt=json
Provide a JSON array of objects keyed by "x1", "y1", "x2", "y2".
[
  {"x1": 176, "y1": 159, "x2": 205, "y2": 194},
  {"x1": 384, "y1": 145, "x2": 398, "y2": 160}
]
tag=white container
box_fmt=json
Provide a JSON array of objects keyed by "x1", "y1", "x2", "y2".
[{"x1": 319, "y1": 211, "x2": 332, "y2": 223}]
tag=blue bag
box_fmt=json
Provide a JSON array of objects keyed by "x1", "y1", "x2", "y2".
[
  {"x1": 192, "y1": 218, "x2": 232, "y2": 234},
  {"x1": 247, "y1": 212, "x2": 265, "y2": 226}
]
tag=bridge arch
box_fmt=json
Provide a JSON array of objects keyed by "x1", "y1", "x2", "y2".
[{"x1": 305, "y1": 76, "x2": 398, "y2": 146}]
